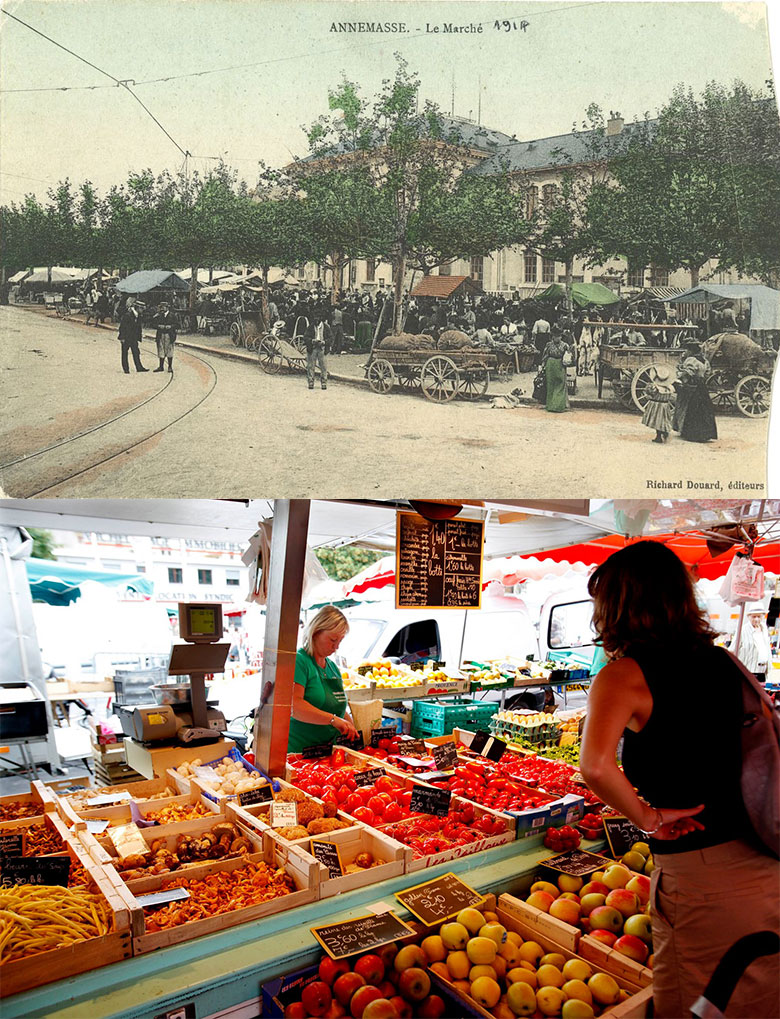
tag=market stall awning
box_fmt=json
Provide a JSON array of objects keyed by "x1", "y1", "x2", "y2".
[
  {"x1": 115, "y1": 270, "x2": 191, "y2": 294},
  {"x1": 537, "y1": 282, "x2": 620, "y2": 307},
  {"x1": 25, "y1": 558, "x2": 154, "y2": 606},
  {"x1": 8, "y1": 269, "x2": 32, "y2": 283},
  {"x1": 410, "y1": 275, "x2": 480, "y2": 299},
  {"x1": 668, "y1": 284, "x2": 780, "y2": 332},
  {"x1": 25, "y1": 268, "x2": 83, "y2": 284}
]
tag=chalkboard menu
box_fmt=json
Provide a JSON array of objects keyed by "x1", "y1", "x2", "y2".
[
  {"x1": 395, "y1": 872, "x2": 485, "y2": 925},
  {"x1": 540, "y1": 849, "x2": 612, "y2": 877},
  {"x1": 238, "y1": 785, "x2": 274, "y2": 807},
  {"x1": 432, "y1": 742, "x2": 458, "y2": 770},
  {"x1": 409, "y1": 784, "x2": 451, "y2": 817},
  {"x1": 603, "y1": 816, "x2": 645, "y2": 859},
  {"x1": 396, "y1": 513, "x2": 484, "y2": 609},
  {"x1": 311, "y1": 839, "x2": 344, "y2": 879},
  {"x1": 1, "y1": 854, "x2": 71, "y2": 887},
  {"x1": 0, "y1": 832, "x2": 25, "y2": 859},
  {"x1": 370, "y1": 726, "x2": 398, "y2": 748},
  {"x1": 354, "y1": 768, "x2": 386, "y2": 788},
  {"x1": 311, "y1": 911, "x2": 415, "y2": 960}
]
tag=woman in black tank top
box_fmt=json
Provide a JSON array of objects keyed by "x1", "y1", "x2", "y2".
[{"x1": 580, "y1": 541, "x2": 779, "y2": 1018}]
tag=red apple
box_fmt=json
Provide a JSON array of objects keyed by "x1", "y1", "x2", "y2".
[
  {"x1": 626, "y1": 874, "x2": 651, "y2": 906},
  {"x1": 377, "y1": 943, "x2": 399, "y2": 970},
  {"x1": 397, "y1": 968, "x2": 430, "y2": 1003},
  {"x1": 334, "y1": 972, "x2": 365, "y2": 1007},
  {"x1": 549, "y1": 897, "x2": 581, "y2": 925},
  {"x1": 284, "y1": 1004, "x2": 307, "y2": 1019},
  {"x1": 324, "y1": 1003, "x2": 347, "y2": 1019},
  {"x1": 354, "y1": 954, "x2": 385, "y2": 986},
  {"x1": 558, "y1": 892, "x2": 581, "y2": 903},
  {"x1": 351, "y1": 986, "x2": 383, "y2": 1019},
  {"x1": 319, "y1": 957, "x2": 351, "y2": 986},
  {"x1": 589, "y1": 905, "x2": 624, "y2": 934},
  {"x1": 378, "y1": 981, "x2": 395, "y2": 999},
  {"x1": 389, "y1": 995, "x2": 413, "y2": 1019},
  {"x1": 526, "y1": 890, "x2": 554, "y2": 913},
  {"x1": 417, "y1": 994, "x2": 446, "y2": 1018},
  {"x1": 362, "y1": 999, "x2": 400, "y2": 1019},
  {"x1": 605, "y1": 888, "x2": 639, "y2": 918},
  {"x1": 588, "y1": 929, "x2": 618, "y2": 948},
  {"x1": 301, "y1": 981, "x2": 332, "y2": 1017},
  {"x1": 580, "y1": 881, "x2": 609, "y2": 897},
  {"x1": 614, "y1": 933, "x2": 650, "y2": 964}
]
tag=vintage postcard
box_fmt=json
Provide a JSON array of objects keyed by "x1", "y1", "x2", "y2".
[{"x1": 1, "y1": 0, "x2": 778, "y2": 498}]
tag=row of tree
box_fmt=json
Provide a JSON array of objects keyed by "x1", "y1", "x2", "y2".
[{"x1": 2, "y1": 58, "x2": 778, "y2": 332}]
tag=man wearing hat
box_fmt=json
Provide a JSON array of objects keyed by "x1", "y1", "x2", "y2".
[
  {"x1": 152, "y1": 301, "x2": 178, "y2": 373},
  {"x1": 117, "y1": 297, "x2": 148, "y2": 374},
  {"x1": 640, "y1": 363, "x2": 676, "y2": 442},
  {"x1": 731, "y1": 603, "x2": 772, "y2": 683}
]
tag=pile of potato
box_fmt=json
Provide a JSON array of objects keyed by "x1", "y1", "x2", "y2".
[{"x1": 176, "y1": 757, "x2": 270, "y2": 797}]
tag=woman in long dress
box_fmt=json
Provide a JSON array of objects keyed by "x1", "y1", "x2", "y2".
[
  {"x1": 541, "y1": 334, "x2": 570, "y2": 413},
  {"x1": 673, "y1": 342, "x2": 717, "y2": 442}
]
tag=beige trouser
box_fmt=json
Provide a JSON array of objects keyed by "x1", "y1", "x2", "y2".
[{"x1": 650, "y1": 839, "x2": 780, "y2": 1018}]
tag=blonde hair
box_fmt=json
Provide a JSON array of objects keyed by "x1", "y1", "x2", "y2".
[{"x1": 303, "y1": 605, "x2": 349, "y2": 655}]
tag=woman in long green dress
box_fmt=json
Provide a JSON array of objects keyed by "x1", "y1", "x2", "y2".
[{"x1": 541, "y1": 335, "x2": 570, "y2": 413}]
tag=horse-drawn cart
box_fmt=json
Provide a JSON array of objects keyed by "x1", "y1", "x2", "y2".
[{"x1": 366, "y1": 348, "x2": 501, "y2": 402}]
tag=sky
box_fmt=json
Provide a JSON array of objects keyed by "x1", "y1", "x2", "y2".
[{"x1": 0, "y1": 0, "x2": 777, "y2": 204}]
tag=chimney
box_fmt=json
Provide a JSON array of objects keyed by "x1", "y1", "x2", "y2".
[{"x1": 607, "y1": 113, "x2": 624, "y2": 136}]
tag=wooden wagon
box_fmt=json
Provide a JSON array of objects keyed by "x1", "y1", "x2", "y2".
[
  {"x1": 366, "y1": 348, "x2": 505, "y2": 402},
  {"x1": 256, "y1": 334, "x2": 307, "y2": 374}
]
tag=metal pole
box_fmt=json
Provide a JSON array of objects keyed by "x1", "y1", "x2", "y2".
[{"x1": 253, "y1": 500, "x2": 311, "y2": 776}]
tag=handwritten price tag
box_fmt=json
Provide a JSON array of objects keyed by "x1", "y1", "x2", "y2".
[
  {"x1": 395, "y1": 873, "x2": 484, "y2": 926},
  {"x1": 270, "y1": 801, "x2": 298, "y2": 828},
  {"x1": 311, "y1": 911, "x2": 415, "y2": 960}
]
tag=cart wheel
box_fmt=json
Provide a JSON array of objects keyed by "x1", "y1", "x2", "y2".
[
  {"x1": 367, "y1": 359, "x2": 396, "y2": 394},
  {"x1": 707, "y1": 368, "x2": 737, "y2": 410},
  {"x1": 459, "y1": 367, "x2": 490, "y2": 400},
  {"x1": 735, "y1": 375, "x2": 770, "y2": 417},
  {"x1": 290, "y1": 335, "x2": 307, "y2": 354},
  {"x1": 631, "y1": 364, "x2": 664, "y2": 412},
  {"x1": 611, "y1": 369, "x2": 635, "y2": 408},
  {"x1": 421, "y1": 356, "x2": 459, "y2": 403},
  {"x1": 257, "y1": 339, "x2": 283, "y2": 374},
  {"x1": 230, "y1": 322, "x2": 242, "y2": 347},
  {"x1": 397, "y1": 366, "x2": 419, "y2": 389},
  {"x1": 245, "y1": 329, "x2": 260, "y2": 352}
]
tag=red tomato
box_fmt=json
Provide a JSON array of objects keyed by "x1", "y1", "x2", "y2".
[
  {"x1": 344, "y1": 793, "x2": 363, "y2": 813},
  {"x1": 377, "y1": 739, "x2": 392, "y2": 751},
  {"x1": 335, "y1": 786, "x2": 351, "y2": 804},
  {"x1": 352, "y1": 806, "x2": 375, "y2": 825},
  {"x1": 374, "y1": 776, "x2": 395, "y2": 794},
  {"x1": 358, "y1": 786, "x2": 374, "y2": 805},
  {"x1": 367, "y1": 795, "x2": 386, "y2": 816},
  {"x1": 375, "y1": 792, "x2": 393, "y2": 806},
  {"x1": 307, "y1": 784, "x2": 322, "y2": 799},
  {"x1": 321, "y1": 786, "x2": 338, "y2": 803},
  {"x1": 383, "y1": 803, "x2": 403, "y2": 823}
]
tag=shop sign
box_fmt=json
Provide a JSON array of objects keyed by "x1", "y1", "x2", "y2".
[
  {"x1": 1, "y1": 854, "x2": 71, "y2": 887},
  {"x1": 311, "y1": 911, "x2": 415, "y2": 960},
  {"x1": 603, "y1": 816, "x2": 645, "y2": 859},
  {"x1": 395, "y1": 872, "x2": 484, "y2": 926},
  {"x1": 396, "y1": 512, "x2": 484, "y2": 609},
  {"x1": 310, "y1": 839, "x2": 344, "y2": 879},
  {"x1": 409, "y1": 784, "x2": 451, "y2": 817},
  {"x1": 540, "y1": 848, "x2": 612, "y2": 876},
  {"x1": 354, "y1": 768, "x2": 386, "y2": 788}
]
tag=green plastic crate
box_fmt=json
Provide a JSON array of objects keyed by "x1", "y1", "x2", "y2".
[{"x1": 410, "y1": 697, "x2": 497, "y2": 737}]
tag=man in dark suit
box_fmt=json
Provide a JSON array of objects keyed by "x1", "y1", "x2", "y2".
[{"x1": 118, "y1": 298, "x2": 148, "y2": 373}]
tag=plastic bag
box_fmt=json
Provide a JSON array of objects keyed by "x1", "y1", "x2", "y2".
[{"x1": 720, "y1": 555, "x2": 765, "y2": 605}]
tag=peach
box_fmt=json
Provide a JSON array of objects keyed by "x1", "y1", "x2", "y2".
[
  {"x1": 526, "y1": 890, "x2": 554, "y2": 913},
  {"x1": 614, "y1": 933, "x2": 649, "y2": 964},
  {"x1": 549, "y1": 897, "x2": 581, "y2": 925},
  {"x1": 626, "y1": 874, "x2": 651, "y2": 906}
]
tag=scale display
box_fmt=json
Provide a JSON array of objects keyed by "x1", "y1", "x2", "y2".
[{"x1": 178, "y1": 602, "x2": 223, "y2": 643}]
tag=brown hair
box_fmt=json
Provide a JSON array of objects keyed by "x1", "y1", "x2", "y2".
[{"x1": 587, "y1": 540, "x2": 716, "y2": 657}]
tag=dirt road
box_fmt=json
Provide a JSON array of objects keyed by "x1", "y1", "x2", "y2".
[{"x1": 0, "y1": 305, "x2": 770, "y2": 498}]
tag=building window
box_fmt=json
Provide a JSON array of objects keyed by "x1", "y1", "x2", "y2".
[
  {"x1": 542, "y1": 257, "x2": 556, "y2": 283},
  {"x1": 650, "y1": 265, "x2": 669, "y2": 287},
  {"x1": 350, "y1": 262, "x2": 357, "y2": 284},
  {"x1": 542, "y1": 184, "x2": 557, "y2": 207},
  {"x1": 297, "y1": 264, "x2": 305, "y2": 280},
  {"x1": 102, "y1": 560, "x2": 125, "y2": 572},
  {"x1": 439, "y1": 262, "x2": 451, "y2": 277},
  {"x1": 526, "y1": 185, "x2": 539, "y2": 218},
  {"x1": 168, "y1": 567, "x2": 183, "y2": 584},
  {"x1": 524, "y1": 253, "x2": 537, "y2": 283},
  {"x1": 314, "y1": 263, "x2": 321, "y2": 280},
  {"x1": 198, "y1": 569, "x2": 212, "y2": 586},
  {"x1": 226, "y1": 570, "x2": 240, "y2": 587},
  {"x1": 558, "y1": 274, "x2": 584, "y2": 284},
  {"x1": 365, "y1": 258, "x2": 376, "y2": 283},
  {"x1": 470, "y1": 256, "x2": 484, "y2": 284},
  {"x1": 136, "y1": 564, "x2": 147, "y2": 574},
  {"x1": 627, "y1": 264, "x2": 646, "y2": 288}
]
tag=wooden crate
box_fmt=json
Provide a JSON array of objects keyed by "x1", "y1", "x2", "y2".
[
  {"x1": 111, "y1": 833, "x2": 317, "y2": 954},
  {"x1": 0, "y1": 810, "x2": 75, "y2": 855},
  {"x1": 499, "y1": 895, "x2": 653, "y2": 987},
  {"x1": 0, "y1": 828, "x2": 134, "y2": 998},
  {"x1": 422, "y1": 894, "x2": 651, "y2": 1018},
  {"x1": 68, "y1": 786, "x2": 224, "y2": 833},
  {"x1": 268, "y1": 823, "x2": 411, "y2": 898},
  {"x1": 227, "y1": 794, "x2": 363, "y2": 845},
  {"x1": 0, "y1": 780, "x2": 57, "y2": 826},
  {"x1": 55, "y1": 775, "x2": 179, "y2": 817}
]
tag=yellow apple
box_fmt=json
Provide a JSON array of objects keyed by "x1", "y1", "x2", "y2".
[
  {"x1": 536, "y1": 985, "x2": 566, "y2": 1016},
  {"x1": 557, "y1": 874, "x2": 583, "y2": 893},
  {"x1": 506, "y1": 981, "x2": 537, "y2": 1017},
  {"x1": 457, "y1": 907, "x2": 487, "y2": 935},
  {"x1": 587, "y1": 972, "x2": 621, "y2": 1006},
  {"x1": 507, "y1": 968, "x2": 538, "y2": 989},
  {"x1": 561, "y1": 979, "x2": 592, "y2": 1005},
  {"x1": 531, "y1": 880, "x2": 560, "y2": 898},
  {"x1": 467, "y1": 937, "x2": 498, "y2": 965},
  {"x1": 441, "y1": 921, "x2": 469, "y2": 951},
  {"x1": 470, "y1": 964, "x2": 498, "y2": 982},
  {"x1": 446, "y1": 950, "x2": 470, "y2": 981},
  {"x1": 539, "y1": 953, "x2": 566, "y2": 970},
  {"x1": 421, "y1": 935, "x2": 446, "y2": 963},
  {"x1": 536, "y1": 964, "x2": 565, "y2": 989},
  {"x1": 561, "y1": 1000, "x2": 595, "y2": 1018},
  {"x1": 562, "y1": 959, "x2": 592, "y2": 982},
  {"x1": 471, "y1": 976, "x2": 501, "y2": 1009},
  {"x1": 480, "y1": 923, "x2": 508, "y2": 946},
  {"x1": 517, "y1": 941, "x2": 544, "y2": 966}
]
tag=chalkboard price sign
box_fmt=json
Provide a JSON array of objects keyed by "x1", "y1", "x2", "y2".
[
  {"x1": 395, "y1": 872, "x2": 485, "y2": 925},
  {"x1": 541, "y1": 849, "x2": 612, "y2": 877},
  {"x1": 469, "y1": 730, "x2": 507, "y2": 762},
  {"x1": 396, "y1": 512, "x2": 484, "y2": 610},
  {"x1": 432, "y1": 742, "x2": 458, "y2": 770},
  {"x1": 311, "y1": 911, "x2": 415, "y2": 960},
  {"x1": 1, "y1": 854, "x2": 71, "y2": 887},
  {"x1": 399, "y1": 738, "x2": 427, "y2": 756},
  {"x1": 302, "y1": 743, "x2": 336, "y2": 760},
  {"x1": 603, "y1": 816, "x2": 645, "y2": 859},
  {"x1": 311, "y1": 839, "x2": 344, "y2": 879},
  {"x1": 0, "y1": 832, "x2": 25, "y2": 859},
  {"x1": 238, "y1": 785, "x2": 274, "y2": 807},
  {"x1": 354, "y1": 768, "x2": 386, "y2": 788},
  {"x1": 370, "y1": 726, "x2": 398, "y2": 748},
  {"x1": 409, "y1": 784, "x2": 451, "y2": 817},
  {"x1": 332, "y1": 735, "x2": 365, "y2": 751}
]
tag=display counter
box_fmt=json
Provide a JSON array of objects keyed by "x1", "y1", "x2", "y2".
[{"x1": 4, "y1": 832, "x2": 602, "y2": 1019}]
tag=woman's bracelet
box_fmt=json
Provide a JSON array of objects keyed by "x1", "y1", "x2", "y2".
[{"x1": 641, "y1": 808, "x2": 664, "y2": 836}]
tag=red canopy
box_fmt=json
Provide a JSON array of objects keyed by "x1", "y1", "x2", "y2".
[{"x1": 536, "y1": 533, "x2": 780, "y2": 580}]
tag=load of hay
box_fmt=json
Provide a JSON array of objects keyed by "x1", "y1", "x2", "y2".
[
  {"x1": 437, "y1": 329, "x2": 479, "y2": 352},
  {"x1": 377, "y1": 332, "x2": 436, "y2": 351},
  {"x1": 703, "y1": 332, "x2": 774, "y2": 372}
]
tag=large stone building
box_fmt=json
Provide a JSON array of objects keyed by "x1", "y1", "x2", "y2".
[{"x1": 293, "y1": 113, "x2": 764, "y2": 299}]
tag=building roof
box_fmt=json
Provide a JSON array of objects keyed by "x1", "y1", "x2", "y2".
[
  {"x1": 411, "y1": 275, "x2": 478, "y2": 298},
  {"x1": 468, "y1": 119, "x2": 654, "y2": 176}
]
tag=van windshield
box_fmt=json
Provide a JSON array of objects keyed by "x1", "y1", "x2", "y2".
[{"x1": 464, "y1": 611, "x2": 536, "y2": 662}]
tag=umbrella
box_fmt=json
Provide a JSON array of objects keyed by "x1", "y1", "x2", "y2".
[{"x1": 25, "y1": 558, "x2": 154, "y2": 606}]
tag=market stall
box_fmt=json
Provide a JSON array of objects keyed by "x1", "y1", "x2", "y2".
[{"x1": 0, "y1": 498, "x2": 778, "y2": 1018}]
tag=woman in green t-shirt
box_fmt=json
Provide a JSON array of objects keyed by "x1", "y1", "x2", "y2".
[{"x1": 288, "y1": 605, "x2": 359, "y2": 753}]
